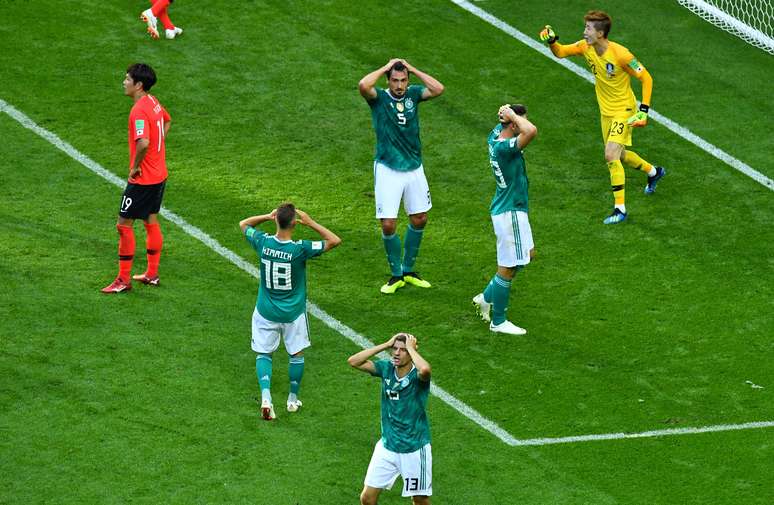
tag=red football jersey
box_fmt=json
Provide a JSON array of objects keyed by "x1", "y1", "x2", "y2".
[{"x1": 127, "y1": 94, "x2": 171, "y2": 184}]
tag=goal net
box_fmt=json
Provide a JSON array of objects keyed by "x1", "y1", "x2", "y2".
[{"x1": 676, "y1": 0, "x2": 774, "y2": 54}]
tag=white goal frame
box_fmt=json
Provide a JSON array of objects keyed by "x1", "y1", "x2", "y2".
[{"x1": 677, "y1": 0, "x2": 774, "y2": 54}]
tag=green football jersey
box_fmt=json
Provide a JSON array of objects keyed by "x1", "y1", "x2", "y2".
[
  {"x1": 245, "y1": 227, "x2": 325, "y2": 323},
  {"x1": 368, "y1": 85, "x2": 427, "y2": 172},
  {"x1": 488, "y1": 123, "x2": 529, "y2": 215},
  {"x1": 371, "y1": 359, "x2": 431, "y2": 453}
]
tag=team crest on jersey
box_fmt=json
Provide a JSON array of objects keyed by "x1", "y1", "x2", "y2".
[
  {"x1": 405, "y1": 98, "x2": 414, "y2": 110},
  {"x1": 605, "y1": 62, "x2": 615, "y2": 78},
  {"x1": 396, "y1": 102, "x2": 405, "y2": 112}
]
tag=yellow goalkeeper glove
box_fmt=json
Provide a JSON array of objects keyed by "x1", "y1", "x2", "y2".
[
  {"x1": 539, "y1": 25, "x2": 558, "y2": 44},
  {"x1": 627, "y1": 104, "x2": 649, "y2": 128}
]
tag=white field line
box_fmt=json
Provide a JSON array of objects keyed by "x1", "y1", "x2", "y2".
[
  {"x1": 0, "y1": 97, "x2": 517, "y2": 447},
  {"x1": 3, "y1": 99, "x2": 773, "y2": 447},
  {"x1": 513, "y1": 420, "x2": 774, "y2": 446},
  {"x1": 449, "y1": 0, "x2": 774, "y2": 192}
]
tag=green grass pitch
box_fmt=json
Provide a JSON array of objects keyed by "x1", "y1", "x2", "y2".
[{"x1": 1, "y1": 1, "x2": 772, "y2": 503}]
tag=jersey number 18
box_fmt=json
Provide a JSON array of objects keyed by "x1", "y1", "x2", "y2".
[{"x1": 260, "y1": 259, "x2": 292, "y2": 290}]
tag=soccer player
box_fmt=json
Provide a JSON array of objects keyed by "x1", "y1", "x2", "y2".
[
  {"x1": 239, "y1": 204, "x2": 341, "y2": 420},
  {"x1": 359, "y1": 59, "x2": 444, "y2": 294},
  {"x1": 540, "y1": 11, "x2": 666, "y2": 224},
  {"x1": 102, "y1": 63, "x2": 171, "y2": 294},
  {"x1": 140, "y1": 0, "x2": 183, "y2": 40},
  {"x1": 472, "y1": 104, "x2": 538, "y2": 335},
  {"x1": 348, "y1": 333, "x2": 432, "y2": 505}
]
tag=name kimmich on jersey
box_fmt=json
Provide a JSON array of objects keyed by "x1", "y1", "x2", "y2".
[{"x1": 245, "y1": 227, "x2": 324, "y2": 323}]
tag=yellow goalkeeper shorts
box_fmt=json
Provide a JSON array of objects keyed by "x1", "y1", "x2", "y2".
[{"x1": 600, "y1": 114, "x2": 633, "y2": 146}]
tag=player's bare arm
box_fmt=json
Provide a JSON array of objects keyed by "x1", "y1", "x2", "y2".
[
  {"x1": 400, "y1": 60, "x2": 444, "y2": 100},
  {"x1": 295, "y1": 209, "x2": 342, "y2": 252},
  {"x1": 512, "y1": 114, "x2": 538, "y2": 149},
  {"x1": 163, "y1": 118, "x2": 171, "y2": 137},
  {"x1": 238, "y1": 210, "x2": 276, "y2": 233},
  {"x1": 129, "y1": 138, "x2": 150, "y2": 179},
  {"x1": 358, "y1": 58, "x2": 402, "y2": 100},
  {"x1": 404, "y1": 335, "x2": 431, "y2": 381},
  {"x1": 347, "y1": 334, "x2": 398, "y2": 374}
]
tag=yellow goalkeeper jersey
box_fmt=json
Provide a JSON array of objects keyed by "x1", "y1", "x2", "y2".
[{"x1": 550, "y1": 39, "x2": 652, "y2": 116}]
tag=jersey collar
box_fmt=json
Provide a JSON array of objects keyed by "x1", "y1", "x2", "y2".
[{"x1": 386, "y1": 89, "x2": 406, "y2": 102}]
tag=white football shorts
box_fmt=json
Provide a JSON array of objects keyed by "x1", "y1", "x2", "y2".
[
  {"x1": 373, "y1": 161, "x2": 432, "y2": 219},
  {"x1": 491, "y1": 210, "x2": 534, "y2": 267},
  {"x1": 364, "y1": 439, "x2": 432, "y2": 497},
  {"x1": 251, "y1": 308, "x2": 310, "y2": 355}
]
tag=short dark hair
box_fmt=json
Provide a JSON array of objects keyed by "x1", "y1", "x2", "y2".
[
  {"x1": 500, "y1": 103, "x2": 528, "y2": 125},
  {"x1": 585, "y1": 10, "x2": 612, "y2": 38},
  {"x1": 394, "y1": 334, "x2": 407, "y2": 345},
  {"x1": 509, "y1": 104, "x2": 527, "y2": 117},
  {"x1": 276, "y1": 203, "x2": 296, "y2": 230},
  {"x1": 126, "y1": 63, "x2": 157, "y2": 92},
  {"x1": 386, "y1": 61, "x2": 409, "y2": 79}
]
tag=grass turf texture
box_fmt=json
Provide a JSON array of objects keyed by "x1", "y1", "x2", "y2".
[{"x1": 1, "y1": 0, "x2": 773, "y2": 503}]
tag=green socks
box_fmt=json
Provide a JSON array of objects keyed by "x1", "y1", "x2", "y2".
[
  {"x1": 490, "y1": 273, "x2": 512, "y2": 325},
  {"x1": 382, "y1": 233, "x2": 403, "y2": 277},
  {"x1": 402, "y1": 224, "x2": 424, "y2": 274},
  {"x1": 288, "y1": 356, "x2": 305, "y2": 403},
  {"x1": 256, "y1": 354, "x2": 273, "y2": 403}
]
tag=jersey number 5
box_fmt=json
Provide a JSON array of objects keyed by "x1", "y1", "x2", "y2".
[
  {"x1": 397, "y1": 112, "x2": 406, "y2": 125},
  {"x1": 260, "y1": 259, "x2": 292, "y2": 290}
]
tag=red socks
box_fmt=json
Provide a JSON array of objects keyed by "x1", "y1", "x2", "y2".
[
  {"x1": 144, "y1": 222, "x2": 163, "y2": 277},
  {"x1": 150, "y1": 0, "x2": 174, "y2": 30},
  {"x1": 117, "y1": 224, "x2": 135, "y2": 282}
]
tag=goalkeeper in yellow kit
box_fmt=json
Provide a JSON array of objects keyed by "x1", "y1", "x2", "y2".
[{"x1": 540, "y1": 10, "x2": 666, "y2": 224}]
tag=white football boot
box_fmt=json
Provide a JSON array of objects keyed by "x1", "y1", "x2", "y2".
[
  {"x1": 165, "y1": 27, "x2": 184, "y2": 39},
  {"x1": 140, "y1": 9, "x2": 159, "y2": 39},
  {"x1": 490, "y1": 320, "x2": 527, "y2": 336},
  {"x1": 260, "y1": 399, "x2": 276, "y2": 421},
  {"x1": 287, "y1": 399, "x2": 303, "y2": 413},
  {"x1": 472, "y1": 293, "x2": 491, "y2": 323}
]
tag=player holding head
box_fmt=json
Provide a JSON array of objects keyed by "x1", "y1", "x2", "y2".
[
  {"x1": 359, "y1": 59, "x2": 445, "y2": 294},
  {"x1": 348, "y1": 333, "x2": 432, "y2": 505},
  {"x1": 540, "y1": 11, "x2": 666, "y2": 224},
  {"x1": 102, "y1": 63, "x2": 171, "y2": 293},
  {"x1": 239, "y1": 204, "x2": 341, "y2": 420},
  {"x1": 472, "y1": 104, "x2": 538, "y2": 335},
  {"x1": 140, "y1": 0, "x2": 183, "y2": 40}
]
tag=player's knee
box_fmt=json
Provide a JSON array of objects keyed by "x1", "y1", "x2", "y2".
[
  {"x1": 411, "y1": 496, "x2": 430, "y2": 505},
  {"x1": 360, "y1": 490, "x2": 377, "y2": 505},
  {"x1": 409, "y1": 213, "x2": 427, "y2": 229},
  {"x1": 380, "y1": 219, "x2": 397, "y2": 236}
]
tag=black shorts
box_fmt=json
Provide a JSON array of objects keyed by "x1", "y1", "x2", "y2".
[{"x1": 118, "y1": 180, "x2": 166, "y2": 219}]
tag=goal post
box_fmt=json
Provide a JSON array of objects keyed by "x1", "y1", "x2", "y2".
[{"x1": 676, "y1": 0, "x2": 774, "y2": 54}]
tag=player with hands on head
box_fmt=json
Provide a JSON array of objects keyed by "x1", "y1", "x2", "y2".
[
  {"x1": 473, "y1": 104, "x2": 537, "y2": 335},
  {"x1": 348, "y1": 332, "x2": 433, "y2": 504},
  {"x1": 359, "y1": 58, "x2": 444, "y2": 294},
  {"x1": 539, "y1": 11, "x2": 667, "y2": 225},
  {"x1": 240, "y1": 203, "x2": 340, "y2": 420}
]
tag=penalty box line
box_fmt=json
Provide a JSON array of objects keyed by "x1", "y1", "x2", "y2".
[
  {"x1": 449, "y1": 0, "x2": 774, "y2": 192},
  {"x1": 3, "y1": 98, "x2": 772, "y2": 447}
]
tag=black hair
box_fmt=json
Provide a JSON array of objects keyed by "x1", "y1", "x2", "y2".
[
  {"x1": 276, "y1": 203, "x2": 296, "y2": 230},
  {"x1": 500, "y1": 103, "x2": 528, "y2": 124},
  {"x1": 386, "y1": 62, "x2": 409, "y2": 79},
  {"x1": 510, "y1": 104, "x2": 527, "y2": 116},
  {"x1": 126, "y1": 63, "x2": 157, "y2": 92}
]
